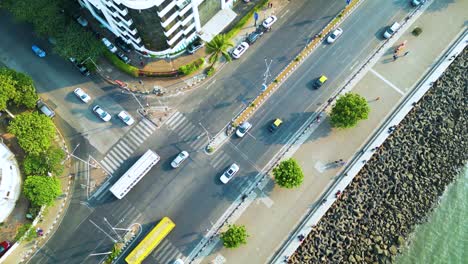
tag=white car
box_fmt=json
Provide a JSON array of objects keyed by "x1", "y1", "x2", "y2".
[
  {"x1": 92, "y1": 105, "x2": 111, "y2": 122},
  {"x1": 73, "y1": 88, "x2": 91, "y2": 103},
  {"x1": 220, "y1": 163, "x2": 240, "y2": 184},
  {"x1": 118, "y1": 111, "x2": 135, "y2": 126},
  {"x1": 171, "y1": 151, "x2": 189, "y2": 168},
  {"x1": 232, "y1": 42, "x2": 249, "y2": 59},
  {"x1": 327, "y1": 28, "x2": 343, "y2": 43},
  {"x1": 173, "y1": 259, "x2": 184, "y2": 264},
  {"x1": 383, "y1": 22, "x2": 400, "y2": 39},
  {"x1": 102, "y1": 38, "x2": 117, "y2": 53},
  {"x1": 236, "y1": 122, "x2": 252, "y2": 138},
  {"x1": 262, "y1": 15, "x2": 277, "y2": 28}
]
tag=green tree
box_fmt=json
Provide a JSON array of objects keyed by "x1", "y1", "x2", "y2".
[
  {"x1": 330, "y1": 93, "x2": 370, "y2": 128},
  {"x1": 273, "y1": 158, "x2": 304, "y2": 188},
  {"x1": 8, "y1": 112, "x2": 56, "y2": 155},
  {"x1": 23, "y1": 176, "x2": 61, "y2": 206},
  {"x1": 54, "y1": 23, "x2": 105, "y2": 61},
  {"x1": 23, "y1": 145, "x2": 65, "y2": 177},
  {"x1": 15, "y1": 223, "x2": 37, "y2": 241},
  {"x1": 0, "y1": 68, "x2": 38, "y2": 108},
  {"x1": 220, "y1": 224, "x2": 249, "y2": 249},
  {"x1": 0, "y1": 71, "x2": 17, "y2": 110},
  {"x1": 206, "y1": 34, "x2": 233, "y2": 66}
]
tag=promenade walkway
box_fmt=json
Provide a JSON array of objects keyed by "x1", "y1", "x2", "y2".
[{"x1": 192, "y1": 0, "x2": 468, "y2": 263}]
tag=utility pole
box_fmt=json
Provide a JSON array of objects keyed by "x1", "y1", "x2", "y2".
[
  {"x1": 262, "y1": 58, "x2": 273, "y2": 91},
  {"x1": 82, "y1": 57, "x2": 102, "y2": 72},
  {"x1": 199, "y1": 122, "x2": 211, "y2": 142},
  {"x1": 63, "y1": 143, "x2": 98, "y2": 169},
  {"x1": 121, "y1": 90, "x2": 146, "y2": 111}
]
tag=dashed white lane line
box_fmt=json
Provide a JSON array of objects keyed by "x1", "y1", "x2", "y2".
[{"x1": 370, "y1": 69, "x2": 405, "y2": 95}]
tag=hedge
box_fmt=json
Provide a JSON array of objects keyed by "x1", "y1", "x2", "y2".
[
  {"x1": 103, "y1": 50, "x2": 139, "y2": 77},
  {"x1": 226, "y1": 0, "x2": 269, "y2": 39},
  {"x1": 178, "y1": 57, "x2": 205, "y2": 75}
]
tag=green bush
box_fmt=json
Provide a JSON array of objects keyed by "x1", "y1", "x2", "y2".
[
  {"x1": 15, "y1": 223, "x2": 37, "y2": 241},
  {"x1": 221, "y1": 224, "x2": 249, "y2": 248},
  {"x1": 273, "y1": 158, "x2": 304, "y2": 188},
  {"x1": 103, "y1": 50, "x2": 139, "y2": 77},
  {"x1": 178, "y1": 58, "x2": 205, "y2": 75},
  {"x1": 412, "y1": 27, "x2": 423, "y2": 36},
  {"x1": 226, "y1": 0, "x2": 269, "y2": 39},
  {"x1": 206, "y1": 67, "x2": 215, "y2": 76}
]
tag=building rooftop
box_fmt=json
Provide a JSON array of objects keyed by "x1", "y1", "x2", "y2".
[{"x1": 0, "y1": 142, "x2": 22, "y2": 223}]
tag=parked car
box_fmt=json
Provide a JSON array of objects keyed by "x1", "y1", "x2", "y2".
[
  {"x1": 326, "y1": 28, "x2": 343, "y2": 44},
  {"x1": 173, "y1": 259, "x2": 185, "y2": 264},
  {"x1": 73, "y1": 88, "x2": 91, "y2": 103},
  {"x1": 32, "y1": 45, "x2": 46, "y2": 57},
  {"x1": 220, "y1": 163, "x2": 240, "y2": 184},
  {"x1": 117, "y1": 111, "x2": 134, "y2": 125},
  {"x1": 102, "y1": 38, "x2": 117, "y2": 53},
  {"x1": 262, "y1": 15, "x2": 277, "y2": 28},
  {"x1": 236, "y1": 122, "x2": 252, "y2": 138},
  {"x1": 69, "y1": 57, "x2": 90, "y2": 76},
  {"x1": 117, "y1": 51, "x2": 131, "y2": 64},
  {"x1": 37, "y1": 99, "x2": 55, "y2": 118},
  {"x1": 411, "y1": 0, "x2": 425, "y2": 6},
  {"x1": 171, "y1": 151, "x2": 189, "y2": 168},
  {"x1": 187, "y1": 37, "x2": 204, "y2": 54},
  {"x1": 76, "y1": 16, "x2": 88, "y2": 27},
  {"x1": 93, "y1": 105, "x2": 111, "y2": 122},
  {"x1": 0, "y1": 241, "x2": 11, "y2": 257},
  {"x1": 115, "y1": 37, "x2": 133, "y2": 53},
  {"x1": 232, "y1": 42, "x2": 249, "y2": 59},
  {"x1": 247, "y1": 31, "x2": 262, "y2": 44},
  {"x1": 269, "y1": 118, "x2": 283, "y2": 132},
  {"x1": 313, "y1": 75, "x2": 328, "y2": 89},
  {"x1": 383, "y1": 22, "x2": 400, "y2": 38}
]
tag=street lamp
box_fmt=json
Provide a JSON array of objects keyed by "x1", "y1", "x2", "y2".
[{"x1": 199, "y1": 122, "x2": 211, "y2": 142}]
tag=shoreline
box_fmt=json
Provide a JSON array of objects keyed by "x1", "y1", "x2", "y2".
[{"x1": 289, "y1": 48, "x2": 467, "y2": 263}]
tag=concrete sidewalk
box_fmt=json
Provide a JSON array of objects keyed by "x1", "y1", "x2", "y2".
[{"x1": 195, "y1": 0, "x2": 468, "y2": 263}]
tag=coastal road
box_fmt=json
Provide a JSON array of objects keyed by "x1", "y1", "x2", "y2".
[{"x1": 0, "y1": 1, "x2": 415, "y2": 264}]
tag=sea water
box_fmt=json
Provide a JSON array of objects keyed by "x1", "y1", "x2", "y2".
[{"x1": 396, "y1": 165, "x2": 468, "y2": 264}]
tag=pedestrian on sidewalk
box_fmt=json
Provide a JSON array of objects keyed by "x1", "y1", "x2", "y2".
[
  {"x1": 404, "y1": 51, "x2": 410, "y2": 56},
  {"x1": 393, "y1": 54, "x2": 398, "y2": 61},
  {"x1": 375, "y1": 96, "x2": 381, "y2": 101}
]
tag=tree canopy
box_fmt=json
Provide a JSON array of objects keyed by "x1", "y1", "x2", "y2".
[
  {"x1": 220, "y1": 224, "x2": 249, "y2": 249},
  {"x1": 0, "y1": 68, "x2": 38, "y2": 109},
  {"x1": 0, "y1": 71, "x2": 17, "y2": 110},
  {"x1": 206, "y1": 34, "x2": 233, "y2": 66},
  {"x1": 8, "y1": 112, "x2": 56, "y2": 155},
  {"x1": 330, "y1": 93, "x2": 370, "y2": 128},
  {"x1": 23, "y1": 176, "x2": 61, "y2": 206},
  {"x1": 23, "y1": 145, "x2": 65, "y2": 177},
  {"x1": 273, "y1": 158, "x2": 304, "y2": 189}
]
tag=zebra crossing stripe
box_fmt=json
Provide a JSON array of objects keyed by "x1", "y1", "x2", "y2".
[
  {"x1": 141, "y1": 118, "x2": 157, "y2": 130},
  {"x1": 157, "y1": 245, "x2": 180, "y2": 264},
  {"x1": 118, "y1": 140, "x2": 135, "y2": 153},
  {"x1": 138, "y1": 122, "x2": 155, "y2": 135},
  {"x1": 165, "y1": 112, "x2": 183, "y2": 127},
  {"x1": 100, "y1": 159, "x2": 115, "y2": 173},
  {"x1": 134, "y1": 124, "x2": 152, "y2": 137},
  {"x1": 129, "y1": 131, "x2": 144, "y2": 144},
  {"x1": 124, "y1": 134, "x2": 141, "y2": 146},
  {"x1": 103, "y1": 156, "x2": 120, "y2": 170},
  {"x1": 178, "y1": 124, "x2": 194, "y2": 138},
  {"x1": 114, "y1": 143, "x2": 131, "y2": 157},
  {"x1": 212, "y1": 153, "x2": 230, "y2": 168},
  {"x1": 102, "y1": 157, "x2": 118, "y2": 171},
  {"x1": 110, "y1": 149, "x2": 127, "y2": 162},
  {"x1": 108, "y1": 150, "x2": 124, "y2": 164},
  {"x1": 191, "y1": 138, "x2": 206, "y2": 149}
]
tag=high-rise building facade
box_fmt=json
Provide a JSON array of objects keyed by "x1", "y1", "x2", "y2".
[{"x1": 78, "y1": 0, "x2": 237, "y2": 57}]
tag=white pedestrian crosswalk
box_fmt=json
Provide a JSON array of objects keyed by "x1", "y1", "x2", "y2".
[
  {"x1": 100, "y1": 118, "x2": 157, "y2": 174},
  {"x1": 164, "y1": 111, "x2": 208, "y2": 150},
  {"x1": 150, "y1": 239, "x2": 184, "y2": 264},
  {"x1": 210, "y1": 150, "x2": 232, "y2": 170}
]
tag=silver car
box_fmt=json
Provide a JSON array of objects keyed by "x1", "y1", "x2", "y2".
[
  {"x1": 220, "y1": 163, "x2": 240, "y2": 184},
  {"x1": 171, "y1": 151, "x2": 189, "y2": 168},
  {"x1": 92, "y1": 105, "x2": 111, "y2": 122}
]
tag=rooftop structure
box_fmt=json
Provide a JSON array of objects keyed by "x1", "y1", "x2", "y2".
[{"x1": 0, "y1": 142, "x2": 22, "y2": 223}]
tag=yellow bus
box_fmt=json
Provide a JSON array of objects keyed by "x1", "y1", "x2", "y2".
[{"x1": 125, "y1": 217, "x2": 176, "y2": 264}]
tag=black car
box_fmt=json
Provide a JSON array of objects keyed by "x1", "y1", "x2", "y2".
[
  {"x1": 187, "y1": 37, "x2": 204, "y2": 54},
  {"x1": 69, "y1": 57, "x2": 90, "y2": 76},
  {"x1": 117, "y1": 51, "x2": 131, "y2": 64},
  {"x1": 115, "y1": 37, "x2": 132, "y2": 53},
  {"x1": 247, "y1": 31, "x2": 262, "y2": 44}
]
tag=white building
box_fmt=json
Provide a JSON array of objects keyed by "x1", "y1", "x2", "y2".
[
  {"x1": 0, "y1": 142, "x2": 21, "y2": 223},
  {"x1": 78, "y1": 0, "x2": 238, "y2": 57}
]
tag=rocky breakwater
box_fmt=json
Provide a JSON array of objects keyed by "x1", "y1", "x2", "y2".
[{"x1": 290, "y1": 48, "x2": 467, "y2": 263}]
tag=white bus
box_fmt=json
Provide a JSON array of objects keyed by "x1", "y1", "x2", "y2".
[{"x1": 109, "y1": 149, "x2": 160, "y2": 199}]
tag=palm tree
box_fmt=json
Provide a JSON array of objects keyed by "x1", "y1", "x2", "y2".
[{"x1": 206, "y1": 34, "x2": 233, "y2": 66}]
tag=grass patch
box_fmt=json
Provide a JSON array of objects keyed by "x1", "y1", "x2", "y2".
[
  {"x1": 412, "y1": 27, "x2": 422, "y2": 36},
  {"x1": 103, "y1": 50, "x2": 139, "y2": 77},
  {"x1": 226, "y1": 0, "x2": 269, "y2": 39},
  {"x1": 178, "y1": 58, "x2": 205, "y2": 75},
  {"x1": 15, "y1": 223, "x2": 36, "y2": 241}
]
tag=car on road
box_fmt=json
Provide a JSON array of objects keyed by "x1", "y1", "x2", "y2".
[
  {"x1": 115, "y1": 37, "x2": 132, "y2": 52},
  {"x1": 220, "y1": 163, "x2": 240, "y2": 184},
  {"x1": 262, "y1": 15, "x2": 277, "y2": 28},
  {"x1": 93, "y1": 105, "x2": 111, "y2": 122},
  {"x1": 173, "y1": 259, "x2": 184, "y2": 264},
  {"x1": 0, "y1": 241, "x2": 11, "y2": 257},
  {"x1": 76, "y1": 16, "x2": 88, "y2": 27},
  {"x1": 236, "y1": 122, "x2": 252, "y2": 138},
  {"x1": 69, "y1": 57, "x2": 90, "y2": 76},
  {"x1": 247, "y1": 31, "x2": 262, "y2": 44},
  {"x1": 32, "y1": 45, "x2": 46, "y2": 57},
  {"x1": 171, "y1": 151, "x2": 189, "y2": 168},
  {"x1": 269, "y1": 118, "x2": 283, "y2": 132},
  {"x1": 411, "y1": 0, "x2": 425, "y2": 6},
  {"x1": 37, "y1": 99, "x2": 55, "y2": 118},
  {"x1": 383, "y1": 22, "x2": 400, "y2": 39},
  {"x1": 117, "y1": 51, "x2": 131, "y2": 64},
  {"x1": 327, "y1": 28, "x2": 343, "y2": 44},
  {"x1": 187, "y1": 37, "x2": 204, "y2": 54},
  {"x1": 102, "y1": 38, "x2": 117, "y2": 53},
  {"x1": 231, "y1": 42, "x2": 249, "y2": 59},
  {"x1": 73, "y1": 88, "x2": 91, "y2": 103},
  {"x1": 118, "y1": 111, "x2": 135, "y2": 125},
  {"x1": 313, "y1": 75, "x2": 328, "y2": 89}
]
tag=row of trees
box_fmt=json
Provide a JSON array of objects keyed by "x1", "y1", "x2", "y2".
[
  {"x1": 0, "y1": 68, "x2": 38, "y2": 110},
  {"x1": 2, "y1": 0, "x2": 104, "y2": 61}
]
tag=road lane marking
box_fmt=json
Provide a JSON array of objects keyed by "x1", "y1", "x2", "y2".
[
  {"x1": 120, "y1": 139, "x2": 136, "y2": 152},
  {"x1": 110, "y1": 149, "x2": 127, "y2": 162},
  {"x1": 100, "y1": 160, "x2": 115, "y2": 173},
  {"x1": 133, "y1": 125, "x2": 151, "y2": 138},
  {"x1": 115, "y1": 143, "x2": 131, "y2": 157},
  {"x1": 138, "y1": 122, "x2": 154, "y2": 135},
  {"x1": 280, "y1": 9, "x2": 290, "y2": 18},
  {"x1": 166, "y1": 112, "x2": 184, "y2": 127},
  {"x1": 103, "y1": 157, "x2": 119, "y2": 171},
  {"x1": 370, "y1": 69, "x2": 405, "y2": 95},
  {"x1": 128, "y1": 131, "x2": 144, "y2": 144},
  {"x1": 141, "y1": 118, "x2": 157, "y2": 130},
  {"x1": 106, "y1": 152, "x2": 123, "y2": 166}
]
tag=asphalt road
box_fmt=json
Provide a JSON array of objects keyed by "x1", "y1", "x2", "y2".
[{"x1": 0, "y1": 0, "x2": 414, "y2": 263}]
